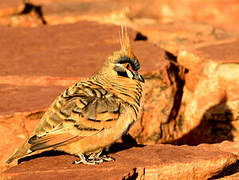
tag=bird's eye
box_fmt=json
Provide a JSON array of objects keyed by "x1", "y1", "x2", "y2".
[
  {"x1": 126, "y1": 63, "x2": 130, "y2": 69},
  {"x1": 125, "y1": 63, "x2": 135, "y2": 72}
]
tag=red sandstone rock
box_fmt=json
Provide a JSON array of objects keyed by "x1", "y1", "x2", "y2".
[
  {"x1": 0, "y1": 111, "x2": 43, "y2": 172},
  {"x1": 208, "y1": 141, "x2": 239, "y2": 179},
  {"x1": 0, "y1": 0, "x2": 132, "y2": 27},
  {"x1": 1, "y1": 144, "x2": 237, "y2": 180},
  {"x1": 0, "y1": 21, "x2": 130, "y2": 77},
  {"x1": 171, "y1": 39, "x2": 239, "y2": 145},
  {"x1": 0, "y1": 0, "x2": 22, "y2": 14},
  {"x1": 2, "y1": 0, "x2": 239, "y2": 33},
  {"x1": 156, "y1": 0, "x2": 239, "y2": 33},
  {"x1": 0, "y1": 85, "x2": 65, "y2": 115},
  {"x1": 135, "y1": 22, "x2": 238, "y2": 56},
  {"x1": 214, "y1": 141, "x2": 239, "y2": 157},
  {"x1": 126, "y1": 0, "x2": 239, "y2": 33},
  {"x1": 129, "y1": 61, "x2": 185, "y2": 145},
  {"x1": 31, "y1": 0, "x2": 131, "y2": 25},
  {"x1": 2, "y1": 0, "x2": 239, "y2": 34},
  {"x1": 0, "y1": 1, "x2": 43, "y2": 27},
  {"x1": 0, "y1": 21, "x2": 167, "y2": 77}
]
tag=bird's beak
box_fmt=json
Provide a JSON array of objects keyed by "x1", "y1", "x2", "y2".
[{"x1": 133, "y1": 72, "x2": 144, "y2": 83}]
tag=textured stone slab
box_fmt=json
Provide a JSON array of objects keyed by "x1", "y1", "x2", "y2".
[
  {"x1": 192, "y1": 39, "x2": 239, "y2": 63},
  {"x1": 215, "y1": 141, "x2": 239, "y2": 157},
  {"x1": 0, "y1": 0, "x2": 22, "y2": 10},
  {"x1": 136, "y1": 22, "x2": 237, "y2": 56},
  {"x1": 0, "y1": 84, "x2": 65, "y2": 115},
  {"x1": 0, "y1": 21, "x2": 166, "y2": 77},
  {"x1": 1, "y1": 144, "x2": 237, "y2": 180}
]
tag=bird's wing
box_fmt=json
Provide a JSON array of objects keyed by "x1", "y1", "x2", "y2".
[{"x1": 28, "y1": 81, "x2": 121, "y2": 152}]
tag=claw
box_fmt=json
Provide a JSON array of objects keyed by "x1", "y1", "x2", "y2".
[
  {"x1": 73, "y1": 153, "x2": 98, "y2": 165},
  {"x1": 73, "y1": 154, "x2": 114, "y2": 165},
  {"x1": 73, "y1": 159, "x2": 99, "y2": 165},
  {"x1": 99, "y1": 155, "x2": 115, "y2": 162}
]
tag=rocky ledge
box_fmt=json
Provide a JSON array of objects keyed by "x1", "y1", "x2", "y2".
[{"x1": 2, "y1": 142, "x2": 239, "y2": 180}]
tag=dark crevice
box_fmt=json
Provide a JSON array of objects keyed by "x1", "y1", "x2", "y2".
[
  {"x1": 134, "y1": 32, "x2": 148, "y2": 41},
  {"x1": 166, "y1": 62, "x2": 185, "y2": 123},
  {"x1": 18, "y1": 2, "x2": 47, "y2": 25},
  {"x1": 163, "y1": 51, "x2": 189, "y2": 127},
  {"x1": 164, "y1": 51, "x2": 186, "y2": 124},
  {"x1": 208, "y1": 160, "x2": 239, "y2": 179},
  {"x1": 34, "y1": 5, "x2": 47, "y2": 24},
  {"x1": 165, "y1": 51, "x2": 189, "y2": 73},
  {"x1": 20, "y1": 3, "x2": 33, "y2": 14},
  {"x1": 165, "y1": 51, "x2": 177, "y2": 62},
  {"x1": 123, "y1": 168, "x2": 139, "y2": 180}
]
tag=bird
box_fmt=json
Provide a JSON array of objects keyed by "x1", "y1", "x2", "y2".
[{"x1": 6, "y1": 25, "x2": 144, "y2": 165}]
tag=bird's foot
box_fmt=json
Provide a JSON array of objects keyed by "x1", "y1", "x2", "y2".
[
  {"x1": 73, "y1": 158, "x2": 103, "y2": 165},
  {"x1": 73, "y1": 154, "x2": 114, "y2": 165},
  {"x1": 88, "y1": 154, "x2": 114, "y2": 162},
  {"x1": 100, "y1": 155, "x2": 114, "y2": 162}
]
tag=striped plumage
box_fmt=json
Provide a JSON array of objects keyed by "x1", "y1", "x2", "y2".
[{"x1": 7, "y1": 26, "x2": 144, "y2": 165}]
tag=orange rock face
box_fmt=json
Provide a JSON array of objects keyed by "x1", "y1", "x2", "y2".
[
  {"x1": 172, "y1": 39, "x2": 239, "y2": 145},
  {"x1": 130, "y1": 61, "x2": 185, "y2": 145},
  {"x1": 135, "y1": 22, "x2": 239, "y2": 56}
]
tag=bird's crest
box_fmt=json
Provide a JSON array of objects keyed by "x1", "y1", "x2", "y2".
[{"x1": 119, "y1": 25, "x2": 134, "y2": 59}]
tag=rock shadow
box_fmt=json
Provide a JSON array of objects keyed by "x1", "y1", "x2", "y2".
[
  {"x1": 209, "y1": 160, "x2": 239, "y2": 179},
  {"x1": 170, "y1": 95, "x2": 235, "y2": 145}
]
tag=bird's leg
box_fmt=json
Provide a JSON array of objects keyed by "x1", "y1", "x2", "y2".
[
  {"x1": 88, "y1": 151, "x2": 115, "y2": 163},
  {"x1": 73, "y1": 154, "x2": 98, "y2": 165},
  {"x1": 73, "y1": 152, "x2": 114, "y2": 165},
  {"x1": 74, "y1": 149, "x2": 115, "y2": 165}
]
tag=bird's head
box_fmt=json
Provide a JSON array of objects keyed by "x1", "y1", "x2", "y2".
[{"x1": 100, "y1": 26, "x2": 144, "y2": 83}]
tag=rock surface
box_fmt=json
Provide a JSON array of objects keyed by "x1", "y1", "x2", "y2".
[
  {"x1": 134, "y1": 22, "x2": 238, "y2": 56},
  {"x1": 168, "y1": 39, "x2": 239, "y2": 145},
  {"x1": 1, "y1": 143, "x2": 237, "y2": 180},
  {"x1": 2, "y1": 0, "x2": 239, "y2": 33},
  {"x1": 215, "y1": 141, "x2": 239, "y2": 157}
]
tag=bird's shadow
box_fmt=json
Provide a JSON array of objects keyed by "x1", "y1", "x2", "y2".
[
  {"x1": 18, "y1": 134, "x2": 144, "y2": 164},
  {"x1": 108, "y1": 134, "x2": 145, "y2": 154},
  {"x1": 18, "y1": 150, "x2": 66, "y2": 164}
]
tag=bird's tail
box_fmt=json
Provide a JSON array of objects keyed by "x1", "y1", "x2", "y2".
[{"x1": 6, "y1": 141, "x2": 32, "y2": 164}]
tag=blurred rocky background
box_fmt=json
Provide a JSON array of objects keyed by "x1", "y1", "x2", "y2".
[{"x1": 1, "y1": 0, "x2": 239, "y2": 179}]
